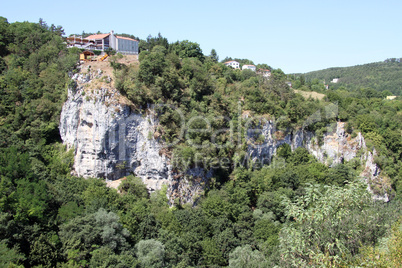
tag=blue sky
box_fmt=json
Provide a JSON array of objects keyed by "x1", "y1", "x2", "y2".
[{"x1": 2, "y1": 0, "x2": 401, "y2": 73}]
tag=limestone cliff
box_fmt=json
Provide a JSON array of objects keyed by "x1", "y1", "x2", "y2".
[
  {"x1": 60, "y1": 65, "x2": 205, "y2": 204},
  {"x1": 247, "y1": 120, "x2": 391, "y2": 201},
  {"x1": 60, "y1": 68, "x2": 170, "y2": 188}
]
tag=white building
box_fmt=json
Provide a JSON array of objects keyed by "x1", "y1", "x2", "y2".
[
  {"x1": 331, "y1": 78, "x2": 339, "y2": 83},
  {"x1": 242, "y1": 64, "x2": 256, "y2": 71},
  {"x1": 108, "y1": 31, "x2": 139, "y2": 55},
  {"x1": 224, "y1": 60, "x2": 240, "y2": 69},
  {"x1": 67, "y1": 31, "x2": 139, "y2": 55}
]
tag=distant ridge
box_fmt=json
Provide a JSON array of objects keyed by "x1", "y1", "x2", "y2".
[{"x1": 301, "y1": 59, "x2": 402, "y2": 95}]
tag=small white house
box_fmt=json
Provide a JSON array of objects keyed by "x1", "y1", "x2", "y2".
[
  {"x1": 331, "y1": 78, "x2": 339, "y2": 83},
  {"x1": 242, "y1": 64, "x2": 256, "y2": 71},
  {"x1": 224, "y1": 60, "x2": 240, "y2": 69}
]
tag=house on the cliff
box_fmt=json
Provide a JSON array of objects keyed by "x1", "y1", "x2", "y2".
[
  {"x1": 67, "y1": 31, "x2": 139, "y2": 55},
  {"x1": 224, "y1": 60, "x2": 240, "y2": 69},
  {"x1": 242, "y1": 64, "x2": 256, "y2": 71}
]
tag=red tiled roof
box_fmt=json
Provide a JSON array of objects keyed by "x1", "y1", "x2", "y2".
[
  {"x1": 116, "y1": 36, "x2": 138, "y2": 42},
  {"x1": 85, "y1": 33, "x2": 110, "y2": 40},
  {"x1": 66, "y1": 36, "x2": 92, "y2": 42}
]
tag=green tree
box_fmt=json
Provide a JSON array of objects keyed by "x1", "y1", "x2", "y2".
[
  {"x1": 0, "y1": 240, "x2": 25, "y2": 267},
  {"x1": 228, "y1": 245, "x2": 268, "y2": 268},
  {"x1": 81, "y1": 178, "x2": 119, "y2": 212},
  {"x1": 28, "y1": 232, "x2": 62, "y2": 267},
  {"x1": 118, "y1": 175, "x2": 149, "y2": 200},
  {"x1": 327, "y1": 163, "x2": 356, "y2": 186},
  {"x1": 279, "y1": 181, "x2": 395, "y2": 267},
  {"x1": 140, "y1": 33, "x2": 169, "y2": 52},
  {"x1": 135, "y1": 239, "x2": 165, "y2": 268},
  {"x1": 12, "y1": 179, "x2": 50, "y2": 223},
  {"x1": 0, "y1": 17, "x2": 10, "y2": 56},
  {"x1": 276, "y1": 143, "x2": 291, "y2": 160},
  {"x1": 209, "y1": 49, "x2": 219, "y2": 62},
  {"x1": 138, "y1": 45, "x2": 167, "y2": 85},
  {"x1": 200, "y1": 238, "x2": 225, "y2": 266},
  {"x1": 90, "y1": 246, "x2": 138, "y2": 268},
  {"x1": 59, "y1": 208, "x2": 130, "y2": 265},
  {"x1": 171, "y1": 40, "x2": 204, "y2": 62}
]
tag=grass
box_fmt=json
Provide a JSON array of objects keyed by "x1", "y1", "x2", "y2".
[{"x1": 294, "y1": 89, "x2": 326, "y2": 100}]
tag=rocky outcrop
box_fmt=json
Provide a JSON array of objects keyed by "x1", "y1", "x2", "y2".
[
  {"x1": 168, "y1": 167, "x2": 213, "y2": 205},
  {"x1": 247, "y1": 120, "x2": 391, "y2": 201},
  {"x1": 60, "y1": 66, "x2": 206, "y2": 205},
  {"x1": 60, "y1": 71, "x2": 171, "y2": 189},
  {"x1": 303, "y1": 122, "x2": 366, "y2": 165}
]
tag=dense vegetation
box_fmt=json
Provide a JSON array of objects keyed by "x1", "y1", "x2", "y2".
[
  {"x1": 298, "y1": 59, "x2": 402, "y2": 95},
  {"x1": 290, "y1": 66, "x2": 402, "y2": 199},
  {"x1": 0, "y1": 17, "x2": 401, "y2": 267}
]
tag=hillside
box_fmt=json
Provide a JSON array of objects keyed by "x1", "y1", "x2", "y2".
[
  {"x1": 0, "y1": 16, "x2": 402, "y2": 267},
  {"x1": 302, "y1": 60, "x2": 402, "y2": 95}
]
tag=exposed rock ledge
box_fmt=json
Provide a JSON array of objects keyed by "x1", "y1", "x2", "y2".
[
  {"x1": 247, "y1": 120, "x2": 391, "y2": 201},
  {"x1": 60, "y1": 68, "x2": 205, "y2": 205}
]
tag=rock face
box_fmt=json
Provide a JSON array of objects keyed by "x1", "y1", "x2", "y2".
[
  {"x1": 60, "y1": 67, "x2": 208, "y2": 204},
  {"x1": 60, "y1": 70, "x2": 171, "y2": 191},
  {"x1": 247, "y1": 120, "x2": 390, "y2": 201}
]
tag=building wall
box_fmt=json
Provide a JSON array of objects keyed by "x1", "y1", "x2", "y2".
[
  {"x1": 225, "y1": 61, "x2": 240, "y2": 69},
  {"x1": 242, "y1": 65, "x2": 256, "y2": 71},
  {"x1": 117, "y1": 38, "x2": 139, "y2": 55},
  {"x1": 109, "y1": 34, "x2": 117, "y2": 51}
]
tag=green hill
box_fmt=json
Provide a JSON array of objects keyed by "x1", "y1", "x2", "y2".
[
  {"x1": 303, "y1": 59, "x2": 402, "y2": 95},
  {"x1": 1, "y1": 16, "x2": 402, "y2": 267}
]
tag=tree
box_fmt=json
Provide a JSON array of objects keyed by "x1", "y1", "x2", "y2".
[
  {"x1": 228, "y1": 245, "x2": 268, "y2": 267},
  {"x1": 0, "y1": 241, "x2": 25, "y2": 267},
  {"x1": 136, "y1": 239, "x2": 165, "y2": 268},
  {"x1": 356, "y1": 215, "x2": 402, "y2": 267},
  {"x1": 118, "y1": 175, "x2": 149, "y2": 200},
  {"x1": 0, "y1": 17, "x2": 10, "y2": 56},
  {"x1": 13, "y1": 179, "x2": 50, "y2": 223},
  {"x1": 141, "y1": 33, "x2": 169, "y2": 52},
  {"x1": 28, "y1": 232, "x2": 62, "y2": 267},
  {"x1": 327, "y1": 163, "x2": 355, "y2": 186},
  {"x1": 271, "y1": 68, "x2": 286, "y2": 81},
  {"x1": 276, "y1": 143, "x2": 291, "y2": 160},
  {"x1": 59, "y1": 208, "x2": 130, "y2": 265},
  {"x1": 90, "y1": 246, "x2": 138, "y2": 268},
  {"x1": 200, "y1": 238, "x2": 225, "y2": 266},
  {"x1": 171, "y1": 40, "x2": 204, "y2": 62},
  {"x1": 138, "y1": 45, "x2": 167, "y2": 85},
  {"x1": 278, "y1": 181, "x2": 395, "y2": 267},
  {"x1": 81, "y1": 178, "x2": 119, "y2": 212},
  {"x1": 209, "y1": 49, "x2": 219, "y2": 62},
  {"x1": 104, "y1": 47, "x2": 116, "y2": 56}
]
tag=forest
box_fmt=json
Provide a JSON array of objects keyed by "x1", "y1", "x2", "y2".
[
  {"x1": 0, "y1": 17, "x2": 402, "y2": 267},
  {"x1": 298, "y1": 60, "x2": 402, "y2": 96}
]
